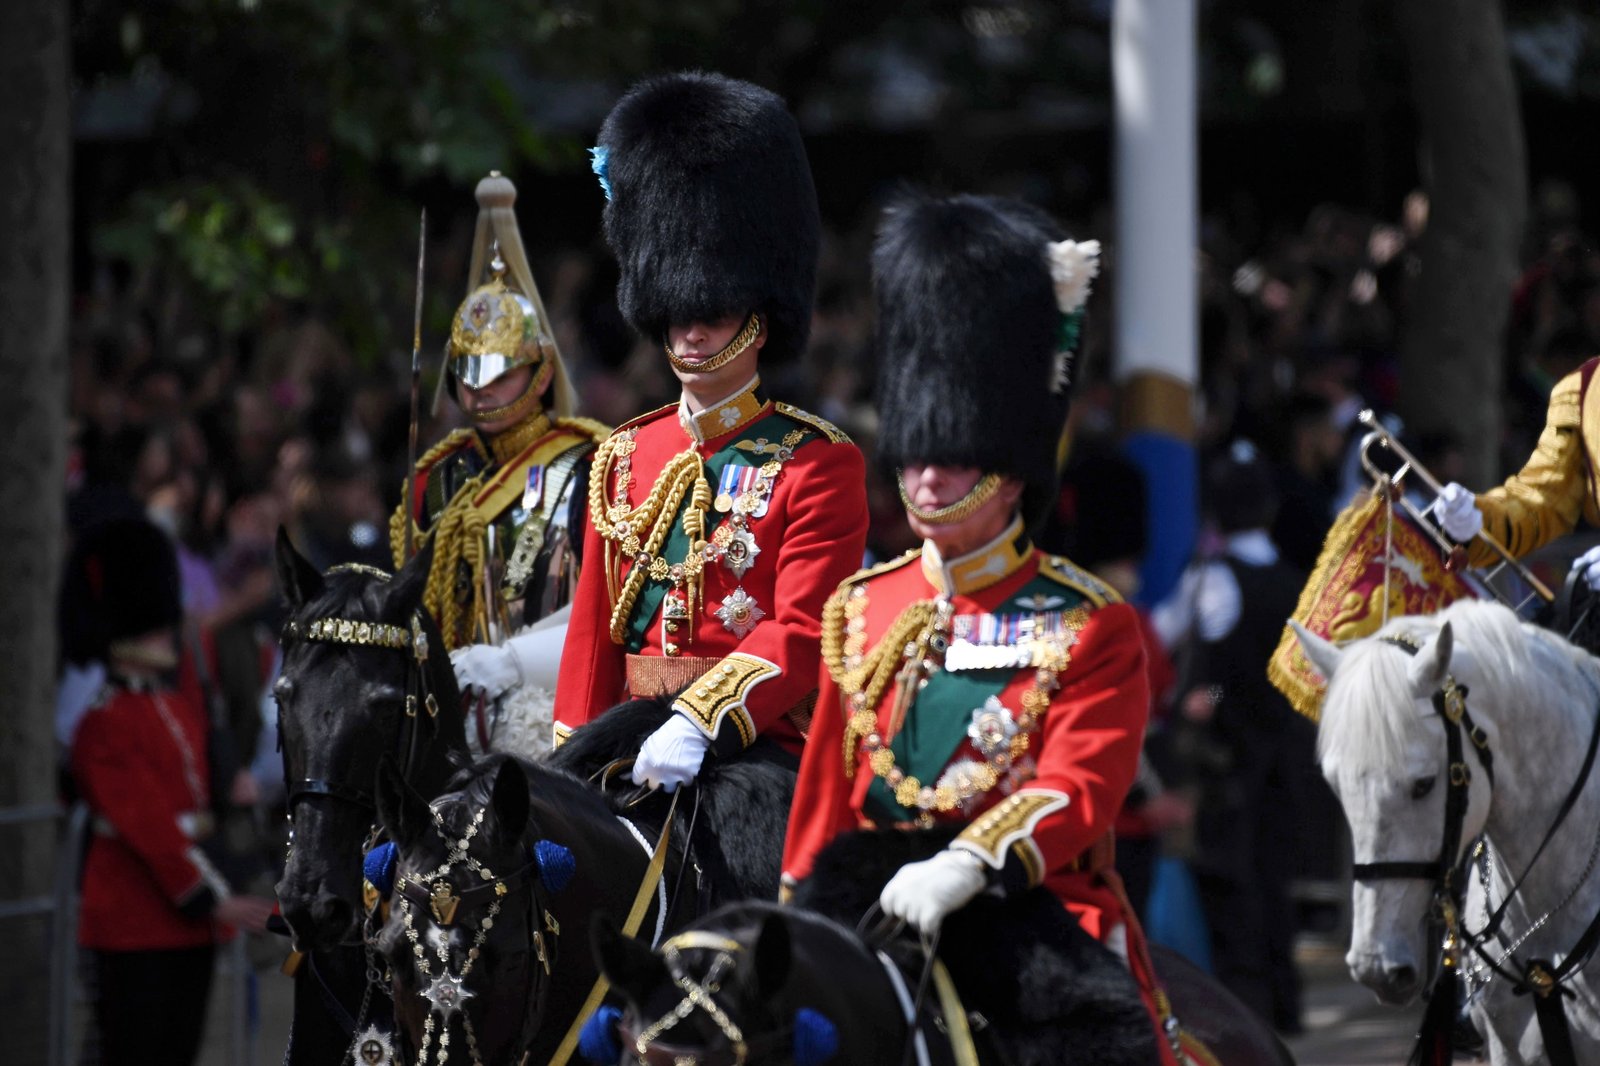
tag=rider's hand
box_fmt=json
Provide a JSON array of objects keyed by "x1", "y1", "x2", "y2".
[
  {"x1": 1432, "y1": 483, "x2": 1483, "y2": 544},
  {"x1": 878, "y1": 849, "x2": 988, "y2": 935},
  {"x1": 450, "y1": 643, "x2": 521, "y2": 700},
  {"x1": 632, "y1": 713, "x2": 711, "y2": 793},
  {"x1": 1572, "y1": 545, "x2": 1600, "y2": 592}
]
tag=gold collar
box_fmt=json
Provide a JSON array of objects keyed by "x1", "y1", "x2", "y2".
[
  {"x1": 922, "y1": 517, "x2": 1031, "y2": 598},
  {"x1": 678, "y1": 375, "x2": 765, "y2": 444},
  {"x1": 484, "y1": 410, "x2": 552, "y2": 465}
]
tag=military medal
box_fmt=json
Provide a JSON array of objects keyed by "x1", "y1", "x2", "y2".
[
  {"x1": 421, "y1": 968, "x2": 475, "y2": 1017},
  {"x1": 722, "y1": 527, "x2": 760, "y2": 578},
  {"x1": 715, "y1": 587, "x2": 765, "y2": 637},
  {"x1": 353, "y1": 1025, "x2": 396, "y2": 1066},
  {"x1": 522, "y1": 464, "x2": 545, "y2": 512}
]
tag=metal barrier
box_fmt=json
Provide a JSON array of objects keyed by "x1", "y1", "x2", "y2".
[{"x1": 1, "y1": 801, "x2": 257, "y2": 1066}]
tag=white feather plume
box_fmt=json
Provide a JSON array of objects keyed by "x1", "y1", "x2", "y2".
[{"x1": 1046, "y1": 239, "x2": 1101, "y2": 315}]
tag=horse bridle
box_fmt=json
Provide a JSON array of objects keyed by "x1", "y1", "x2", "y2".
[
  {"x1": 389, "y1": 803, "x2": 560, "y2": 1066},
  {"x1": 1351, "y1": 634, "x2": 1495, "y2": 894},
  {"x1": 1361, "y1": 632, "x2": 1600, "y2": 1066},
  {"x1": 619, "y1": 932, "x2": 765, "y2": 1066},
  {"x1": 279, "y1": 565, "x2": 442, "y2": 814}
]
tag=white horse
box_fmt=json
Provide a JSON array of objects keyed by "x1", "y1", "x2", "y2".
[{"x1": 1295, "y1": 599, "x2": 1600, "y2": 1065}]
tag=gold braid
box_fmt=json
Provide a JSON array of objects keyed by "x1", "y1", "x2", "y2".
[
  {"x1": 822, "y1": 590, "x2": 940, "y2": 778},
  {"x1": 387, "y1": 431, "x2": 494, "y2": 652},
  {"x1": 588, "y1": 434, "x2": 713, "y2": 644}
]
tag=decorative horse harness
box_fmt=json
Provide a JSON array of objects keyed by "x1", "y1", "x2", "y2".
[
  {"x1": 1364, "y1": 633, "x2": 1600, "y2": 1066},
  {"x1": 388, "y1": 800, "x2": 559, "y2": 1066},
  {"x1": 276, "y1": 563, "x2": 446, "y2": 1059},
  {"x1": 278, "y1": 563, "x2": 443, "y2": 814}
]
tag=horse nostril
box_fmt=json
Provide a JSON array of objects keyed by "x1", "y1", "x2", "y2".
[
  {"x1": 314, "y1": 895, "x2": 355, "y2": 938},
  {"x1": 1388, "y1": 964, "x2": 1418, "y2": 994}
]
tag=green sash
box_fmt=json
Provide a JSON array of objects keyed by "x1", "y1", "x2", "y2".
[
  {"x1": 622, "y1": 410, "x2": 804, "y2": 652},
  {"x1": 862, "y1": 572, "x2": 1091, "y2": 823}
]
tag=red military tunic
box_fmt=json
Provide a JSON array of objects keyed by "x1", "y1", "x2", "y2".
[
  {"x1": 554, "y1": 377, "x2": 867, "y2": 755},
  {"x1": 782, "y1": 520, "x2": 1179, "y2": 1064},
  {"x1": 72, "y1": 679, "x2": 233, "y2": 952}
]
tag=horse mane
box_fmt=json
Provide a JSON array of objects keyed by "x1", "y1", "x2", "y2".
[
  {"x1": 1317, "y1": 599, "x2": 1596, "y2": 774},
  {"x1": 438, "y1": 751, "x2": 628, "y2": 823}
]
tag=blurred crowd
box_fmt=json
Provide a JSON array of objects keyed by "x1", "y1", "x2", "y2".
[{"x1": 56, "y1": 173, "x2": 1600, "y2": 1039}]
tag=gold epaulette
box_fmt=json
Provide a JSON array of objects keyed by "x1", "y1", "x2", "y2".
[
  {"x1": 1549, "y1": 366, "x2": 1584, "y2": 429},
  {"x1": 414, "y1": 428, "x2": 480, "y2": 474},
  {"x1": 837, "y1": 548, "x2": 921, "y2": 593},
  {"x1": 554, "y1": 415, "x2": 613, "y2": 445},
  {"x1": 1038, "y1": 554, "x2": 1120, "y2": 609},
  {"x1": 609, "y1": 403, "x2": 678, "y2": 436},
  {"x1": 774, "y1": 401, "x2": 852, "y2": 444}
]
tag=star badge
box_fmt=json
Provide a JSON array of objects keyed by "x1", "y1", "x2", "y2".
[
  {"x1": 421, "y1": 968, "x2": 475, "y2": 1018},
  {"x1": 354, "y1": 1025, "x2": 396, "y2": 1066},
  {"x1": 967, "y1": 696, "x2": 1019, "y2": 758},
  {"x1": 715, "y1": 587, "x2": 765, "y2": 638},
  {"x1": 721, "y1": 528, "x2": 761, "y2": 579}
]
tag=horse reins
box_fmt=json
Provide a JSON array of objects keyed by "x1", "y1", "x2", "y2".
[{"x1": 1367, "y1": 633, "x2": 1600, "y2": 1066}]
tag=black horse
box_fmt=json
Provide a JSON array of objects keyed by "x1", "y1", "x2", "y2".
[
  {"x1": 376, "y1": 734, "x2": 797, "y2": 1066},
  {"x1": 273, "y1": 532, "x2": 467, "y2": 1064},
  {"x1": 594, "y1": 827, "x2": 1295, "y2": 1066}
]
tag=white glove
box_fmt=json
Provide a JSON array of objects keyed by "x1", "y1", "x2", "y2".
[
  {"x1": 1432, "y1": 483, "x2": 1483, "y2": 543},
  {"x1": 631, "y1": 713, "x2": 712, "y2": 793},
  {"x1": 878, "y1": 849, "x2": 989, "y2": 935},
  {"x1": 1573, "y1": 546, "x2": 1600, "y2": 592},
  {"x1": 450, "y1": 643, "x2": 521, "y2": 700}
]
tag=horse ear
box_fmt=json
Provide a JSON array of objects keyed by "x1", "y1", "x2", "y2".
[
  {"x1": 384, "y1": 538, "x2": 434, "y2": 617},
  {"x1": 749, "y1": 910, "x2": 791, "y2": 1000},
  {"x1": 1291, "y1": 621, "x2": 1343, "y2": 682},
  {"x1": 375, "y1": 756, "x2": 431, "y2": 847},
  {"x1": 590, "y1": 912, "x2": 668, "y2": 1006},
  {"x1": 488, "y1": 758, "x2": 530, "y2": 844},
  {"x1": 275, "y1": 526, "x2": 324, "y2": 608},
  {"x1": 1408, "y1": 621, "x2": 1454, "y2": 695}
]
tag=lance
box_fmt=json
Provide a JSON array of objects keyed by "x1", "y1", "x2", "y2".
[{"x1": 403, "y1": 208, "x2": 427, "y2": 561}]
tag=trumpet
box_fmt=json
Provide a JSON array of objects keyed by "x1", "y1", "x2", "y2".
[{"x1": 1356, "y1": 409, "x2": 1554, "y2": 609}]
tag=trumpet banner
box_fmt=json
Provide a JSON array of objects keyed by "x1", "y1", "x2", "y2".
[{"x1": 1268, "y1": 492, "x2": 1478, "y2": 720}]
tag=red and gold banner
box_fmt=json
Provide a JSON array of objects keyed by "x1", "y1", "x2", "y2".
[{"x1": 1268, "y1": 492, "x2": 1478, "y2": 720}]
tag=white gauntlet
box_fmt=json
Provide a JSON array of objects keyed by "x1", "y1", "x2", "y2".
[
  {"x1": 878, "y1": 849, "x2": 989, "y2": 934},
  {"x1": 1432, "y1": 483, "x2": 1483, "y2": 543}
]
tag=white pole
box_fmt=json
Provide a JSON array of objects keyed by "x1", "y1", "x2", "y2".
[{"x1": 1113, "y1": 0, "x2": 1199, "y2": 604}]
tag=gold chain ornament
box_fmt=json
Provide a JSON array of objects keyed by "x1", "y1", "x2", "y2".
[
  {"x1": 897, "y1": 471, "x2": 1003, "y2": 525},
  {"x1": 663, "y1": 312, "x2": 762, "y2": 375}
]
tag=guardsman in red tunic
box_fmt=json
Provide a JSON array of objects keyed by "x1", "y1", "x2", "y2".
[
  {"x1": 780, "y1": 192, "x2": 1182, "y2": 1065},
  {"x1": 553, "y1": 72, "x2": 868, "y2": 786},
  {"x1": 391, "y1": 173, "x2": 608, "y2": 756},
  {"x1": 68, "y1": 518, "x2": 275, "y2": 1066}
]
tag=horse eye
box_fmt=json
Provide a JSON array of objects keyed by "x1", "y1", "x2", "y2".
[{"x1": 1411, "y1": 776, "x2": 1437, "y2": 800}]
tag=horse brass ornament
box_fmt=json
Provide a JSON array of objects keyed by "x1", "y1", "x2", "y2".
[{"x1": 431, "y1": 880, "x2": 461, "y2": 925}]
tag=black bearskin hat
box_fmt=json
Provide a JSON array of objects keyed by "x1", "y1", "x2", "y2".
[
  {"x1": 596, "y1": 71, "x2": 820, "y2": 362},
  {"x1": 62, "y1": 518, "x2": 182, "y2": 660},
  {"x1": 874, "y1": 191, "x2": 1093, "y2": 527}
]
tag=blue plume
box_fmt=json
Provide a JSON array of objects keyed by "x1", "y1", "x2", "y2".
[
  {"x1": 362, "y1": 842, "x2": 398, "y2": 898},
  {"x1": 577, "y1": 1004, "x2": 622, "y2": 1063},
  {"x1": 535, "y1": 839, "x2": 576, "y2": 894},
  {"x1": 589, "y1": 146, "x2": 612, "y2": 202},
  {"x1": 793, "y1": 1007, "x2": 838, "y2": 1066}
]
